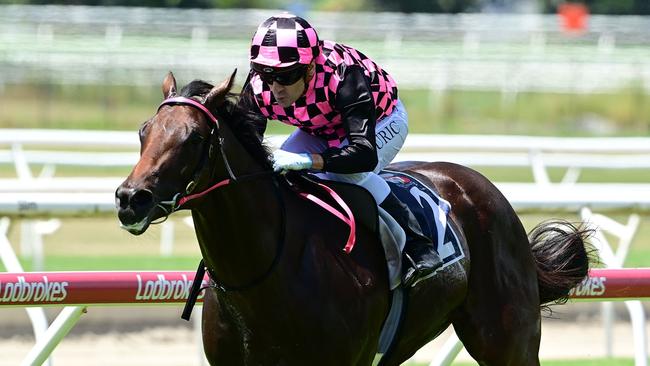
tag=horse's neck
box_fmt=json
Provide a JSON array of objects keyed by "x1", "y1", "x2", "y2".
[
  {"x1": 192, "y1": 126, "x2": 281, "y2": 289},
  {"x1": 192, "y1": 178, "x2": 283, "y2": 289}
]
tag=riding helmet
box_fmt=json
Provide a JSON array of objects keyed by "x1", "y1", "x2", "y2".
[{"x1": 249, "y1": 13, "x2": 320, "y2": 69}]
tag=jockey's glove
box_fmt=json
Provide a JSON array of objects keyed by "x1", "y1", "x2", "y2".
[{"x1": 272, "y1": 150, "x2": 313, "y2": 172}]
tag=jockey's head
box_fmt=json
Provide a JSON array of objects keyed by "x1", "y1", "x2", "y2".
[{"x1": 249, "y1": 13, "x2": 319, "y2": 107}]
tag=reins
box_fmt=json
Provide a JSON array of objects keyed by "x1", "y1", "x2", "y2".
[
  {"x1": 155, "y1": 97, "x2": 285, "y2": 321},
  {"x1": 154, "y1": 96, "x2": 355, "y2": 321},
  {"x1": 155, "y1": 96, "x2": 262, "y2": 215}
]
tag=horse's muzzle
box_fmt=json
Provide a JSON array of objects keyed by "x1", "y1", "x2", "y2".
[{"x1": 115, "y1": 186, "x2": 155, "y2": 234}]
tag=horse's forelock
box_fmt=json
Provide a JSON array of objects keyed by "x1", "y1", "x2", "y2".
[{"x1": 179, "y1": 80, "x2": 214, "y2": 99}]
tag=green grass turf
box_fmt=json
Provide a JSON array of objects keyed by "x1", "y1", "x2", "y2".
[
  {"x1": 1, "y1": 164, "x2": 649, "y2": 183},
  {"x1": 0, "y1": 255, "x2": 201, "y2": 272},
  {"x1": 1, "y1": 84, "x2": 648, "y2": 136},
  {"x1": 405, "y1": 359, "x2": 635, "y2": 366}
]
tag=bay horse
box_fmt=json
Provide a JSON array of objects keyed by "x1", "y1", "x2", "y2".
[{"x1": 116, "y1": 70, "x2": 592, "y2": 366}]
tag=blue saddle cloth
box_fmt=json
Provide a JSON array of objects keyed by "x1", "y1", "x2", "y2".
[{"x1": 380, "y1": 170, "x2": 464, "y2": 268}]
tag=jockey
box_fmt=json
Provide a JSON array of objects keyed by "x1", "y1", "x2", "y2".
[{"x1": 243, "y1": 13, "x2": 442, "y2": 287}]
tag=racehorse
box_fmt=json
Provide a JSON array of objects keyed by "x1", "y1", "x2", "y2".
[{"x1": 116, "y1": 70, "x2": 592, "y2": 366}]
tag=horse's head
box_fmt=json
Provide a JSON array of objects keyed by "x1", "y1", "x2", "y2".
[{"x1": 116, "y1": 70, "x2": 247, "y2": 235}]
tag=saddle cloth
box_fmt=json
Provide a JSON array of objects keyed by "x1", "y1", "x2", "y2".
[
  {"x1": 379, "y1": 170, "x2": 465, "y2": 276},
  {"x1": 287, "y1": 170, "x2": 464, "y2": 289}
]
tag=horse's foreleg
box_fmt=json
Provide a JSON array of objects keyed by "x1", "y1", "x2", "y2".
[{"x1": 201, "y1": 288, "x2": 246, "y2": 365}]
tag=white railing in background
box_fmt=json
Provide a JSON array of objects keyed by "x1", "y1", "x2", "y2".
[
  {"x1": 2, "y1": 129, "x2": 650, "y2": 185},
  {"x1": 1, "y1": 6, "x2": 650, "y2": 93},
  {"x1": 2, "y1": 129, "x2": 648, "y2": 260}
]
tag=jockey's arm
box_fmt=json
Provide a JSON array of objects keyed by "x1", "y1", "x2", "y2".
[{"x1": 319, "y1": 65, "x2": 378, "y2": 173}]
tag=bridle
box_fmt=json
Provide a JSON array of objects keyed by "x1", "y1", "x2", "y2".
[
  {"x1": 154, "y1": 96, "x2": 274, "y2": 217},
  {"x1": 150, "y1": 96, "x2": 286, "y2": 320},
  {"x1": 147, "y1": 95, "x2": 356, "y2": 320}
]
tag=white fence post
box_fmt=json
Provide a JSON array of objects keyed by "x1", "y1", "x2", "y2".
[
  {"x1": 581, "y1": 207, "x2": 646, "y2": 366},
  {"x1": 160, "y1": 221, "x2": 175, "y2": 257},
  {"x1": 529, "y1": 149, "x2": 551, "y2": 185},
  {"x1": 1, "y1": 217, "x2": 53, "y2": 366},
  {"x1": 11, "y1": 143, "x2": 33, "y2": 180},
  {"x1": 21, "y1": 306, "x2": 87, "y2": 366},
  {"x1": 20, "y1": 219, "x2": 61, "y2": 271},
  {"x1": 428, "y1": 332, "x2": 463, "y2": 366}
]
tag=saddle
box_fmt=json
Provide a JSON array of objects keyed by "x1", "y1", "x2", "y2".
[{"x1": 283, "y1": 170, "x2": 465, "y2": 273}]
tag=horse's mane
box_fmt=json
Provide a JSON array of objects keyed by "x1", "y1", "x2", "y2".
[{"x1": 179, "y1": 80, "x2": 272, "y2": 170}]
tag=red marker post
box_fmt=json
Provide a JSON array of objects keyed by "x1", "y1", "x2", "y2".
[{"x1": 558, "y1": 2, "x2": 589, "y2": 35}]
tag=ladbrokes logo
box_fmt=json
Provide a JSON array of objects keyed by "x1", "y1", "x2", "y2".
[
  {"x1": 569, "y1": 276, "x2": 606, "y2": 297},
  {"x1": 0, "y1": 276, "x2": 68, "y2": 303},
  {"x1": 135, "y1": 274, "x2": 203, "y2": 301}
]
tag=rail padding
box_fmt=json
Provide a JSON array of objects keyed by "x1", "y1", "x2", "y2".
[
  {"x1": 0, "y1": 271, "x2": 208, "y2": 307},
  {"x1": 568, "y1": 268, "x2": 650, "y2": 300},
  {"x1": 0, "y1": 268, "x2": 648, "y2": 307}
]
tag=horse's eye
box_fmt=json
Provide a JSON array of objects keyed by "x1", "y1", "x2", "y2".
[
  {"x1": 138, "y1": 120, "x2": 151, "y2": 142},
  {"x1": 138, "y1": 128, "x2": 146, "y2": 142}
]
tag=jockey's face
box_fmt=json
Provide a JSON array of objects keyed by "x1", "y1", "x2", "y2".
[
  {"x1": 269, "y1": 76, "x2": 306, "y2": 107},
  {"x1": 253, "y1": 62, "x2": 315, "y2": 108}
]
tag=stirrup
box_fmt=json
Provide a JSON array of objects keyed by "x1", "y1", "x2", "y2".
[{"x1": 402, "y1": 253, "x2": 442, "y2": 288}]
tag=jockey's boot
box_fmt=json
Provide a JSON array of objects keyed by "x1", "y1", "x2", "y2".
[{"x1": 380, "y1": 192, "x2": 443, "y2": 287}]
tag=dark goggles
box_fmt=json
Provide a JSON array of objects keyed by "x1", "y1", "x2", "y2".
[{"x1": 251, "y1": 63, "x2": 307, "y2": 86}]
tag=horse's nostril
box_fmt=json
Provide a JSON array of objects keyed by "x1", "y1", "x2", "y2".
[
  {"x1": 115, "y1": 186, "x2": 154, "y2": 212},
  {"x1": 131, "y1": 189, "x2": 154, "y2": 209},
  {"x1": 116, "y1": 186, "x2": 133, "y2": 209}
]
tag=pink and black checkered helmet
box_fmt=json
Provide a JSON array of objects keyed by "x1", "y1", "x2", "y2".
[{"x1": 249, "y1": 14, "x2": 320, "y2": 68}]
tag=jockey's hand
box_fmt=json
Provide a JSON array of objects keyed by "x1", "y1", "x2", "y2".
[{"x1": 272, "y1": 150, "x2": 313, "y2": 172}]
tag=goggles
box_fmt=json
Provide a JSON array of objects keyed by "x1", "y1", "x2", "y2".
[{"x1": 251, "y1": 63, "x2": 307, "y2": 86}]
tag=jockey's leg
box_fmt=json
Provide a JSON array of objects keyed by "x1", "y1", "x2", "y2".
[
  {"x1": 280, "y1": 128, "x2": 329, "y2": 153},
  {"x1": 320, "y1": 170, "x2": 443, "y2": 287},
  {"x1": 373, "y1": 100, "x2": 443, "y2": 286},
  {"x1": 329, "y1": 171, "x2": 444, "y2": 287},
  {"x1": 280, "y1": 128, "x2": 390, "y2": 203},
  {"x1": 379, "y1": 191, "x2": 443, "y2": 287},
  {"x1": 281, "y1": 100, "x2": 442, "y2": 286},
  {"x1": 373, "y1": 100, "x2": 408, "y2": 173}
]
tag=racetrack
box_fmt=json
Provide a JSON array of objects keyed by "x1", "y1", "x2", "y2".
[{"x1": 0, "y1": 304, "x2": 644, "y2": 365}]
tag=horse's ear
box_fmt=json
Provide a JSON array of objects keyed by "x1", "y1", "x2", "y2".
[
  {"x1": 204, "y1": 69, "x2": 237, "y2": 109},
  {"x1": 162, "y1": 72, "x2": 177, "y2": 99}
]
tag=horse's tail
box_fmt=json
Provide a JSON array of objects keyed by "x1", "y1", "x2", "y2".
[{"x1": 529, "y1": 220, "x2": 595, "y2": 306}]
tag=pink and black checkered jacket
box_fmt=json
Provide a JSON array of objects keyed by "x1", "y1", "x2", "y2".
[{"x1": 248, "y1": 40, "x2": 399, "y2": 173}]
